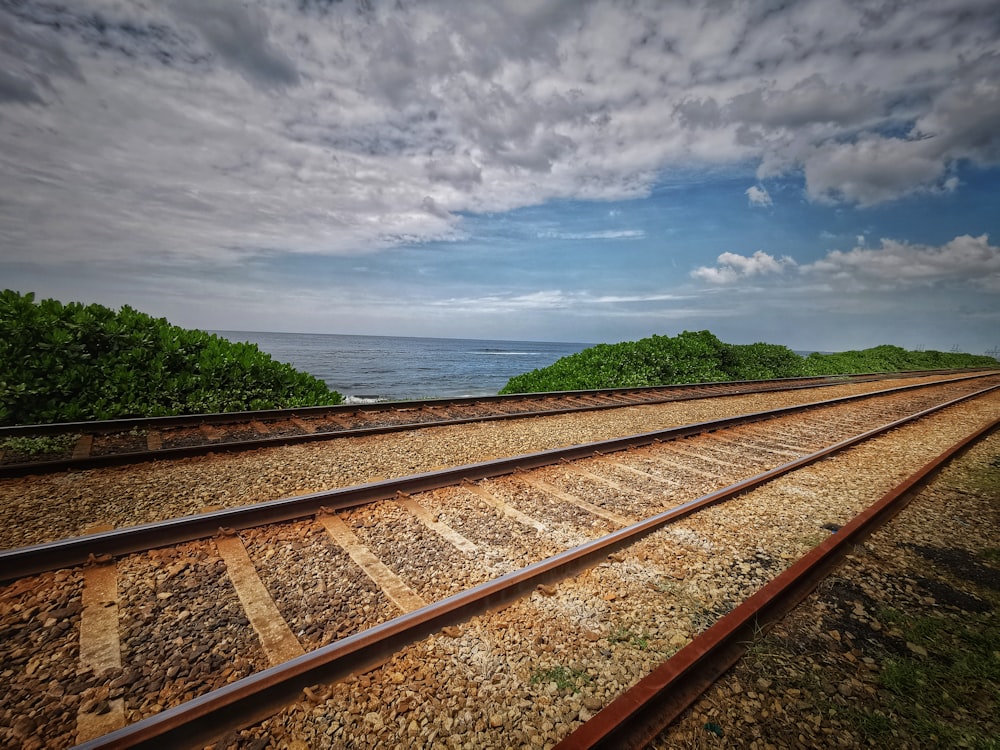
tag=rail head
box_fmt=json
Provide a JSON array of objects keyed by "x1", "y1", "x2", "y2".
[
  {"x1": 553, "y1": 414, "x2": 1000, "y2": 749},
  {"x1": 66, "y1": 394, "x2": 1000, "y2": 749},
  {"x1": 2, "y1": 369, "x2": 991, "y2": 437},
  {"x1": 3, "y1": 377, "x2": 997, "y2": 583}
]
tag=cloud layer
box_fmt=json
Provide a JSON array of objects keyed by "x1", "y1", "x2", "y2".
[
  {"x1": 692, "y1": 234, "x2": 1000, "y2": 294},
  {"x1": 2, "y1": 0, "x2": 1000, "y2": 269}
]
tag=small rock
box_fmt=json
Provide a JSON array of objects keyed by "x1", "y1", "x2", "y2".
[{"x1": 669, "y1": 633, "x2": 688, "y2": 648}]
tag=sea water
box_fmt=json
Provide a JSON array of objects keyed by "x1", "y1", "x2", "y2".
[{"x1": 214, "y1": 331, "x2": 591, "y2": 403}]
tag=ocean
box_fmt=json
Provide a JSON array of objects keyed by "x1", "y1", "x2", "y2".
[{"x1": 213, "y1": 331, "x2": 592, "y2": 403}]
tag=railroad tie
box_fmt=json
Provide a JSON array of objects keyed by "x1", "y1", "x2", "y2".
[
  {"x1": 661, "y1": 443, "x2": 739, "y2": 469},
  {"x1": 590, "y1": 455, "x2": 683, "y2": 486},
  {"x1": 290, "y1": 417, "x2": 317, "y2": 434},
  {"x1": 199, "y1": 424, "x2": 222, "y2": 441},
  {"x1": 641, "y1": 451, "x2": 719, "y2": 480},
  {"x1": 459, "y1": 479, "x2": 548, "y2": 532},
  {"x1": 395, "y1": 493, "x2": 478, "y2": 554},
  {"x1": 72, "y1": 434, "x2": 93, "y2": 459},
  {"x1": 146, "y1": 430, "x2": 162, "y2": 451},
  {"x1": 706, "y1": 434, "x2": 803, "y2": 459},
  {"x1": 215, "y1": 533, "x2": 306, "y2": 667},
  {"x1": 317, "y1": 513, "x2": 427, "y2": 613},
  {"x1": 520, "y1": 476, "x2": 635, "y2": 527},
  {"x1": 77, "y1": 555, "x2": 125, "y2": 742},
  {"x1": 566, "y1": 461, "x2": 650, "y2": 494}
]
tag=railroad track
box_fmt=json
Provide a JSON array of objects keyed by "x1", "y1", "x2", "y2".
[
  {"x1": 1, "y1": 374, "x2": 998, "y2": 748},
  {"x1": 0, "y1": 370, "x2": 978, "y2": 476}
]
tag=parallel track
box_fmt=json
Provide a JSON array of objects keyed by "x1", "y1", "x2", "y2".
[
  {"x1": 1, "y1": 373, "x2": 996, "y2": 748},
  {"x1": 0, "y1": 370, "x2": 981, "y2": 477}
]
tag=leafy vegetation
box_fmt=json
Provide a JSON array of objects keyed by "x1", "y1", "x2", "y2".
[
  {"x1": 0, "y1": 434, "x2": 78, "y2": 456},
  {"x1": 501, "y1": 330, "x2": 996, "y2": 394},
  {"x1": 529, "y1": 665, "x2": 592, "y2": 693},
  {"x1": 0, "y1": 290, "x2": 342, "y2": 425}
]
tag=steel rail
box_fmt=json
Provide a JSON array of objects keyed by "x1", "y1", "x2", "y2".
[
  {"x1": 2, "y1": 369, "x2": 984, "y2": 438},
  {"x1": 0, "y1": 373, "x2": 994, "y2": 479},
  {"x1": 553, "y1": 415, "x2": 1000, "y2": 750},
  {"x1": 69, "y1": 384, "x2": 999, "y2": 749},
  {"x1": 3, "y1": 376, "x2": 996, "y2": 583},
  {"x1": 0, "y1": 374, "x2": 908, "y2": 478}
]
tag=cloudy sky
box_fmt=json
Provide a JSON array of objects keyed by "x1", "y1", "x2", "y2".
[{"x1": 2, "y1": 0, "x2": 999, "y2": 353}]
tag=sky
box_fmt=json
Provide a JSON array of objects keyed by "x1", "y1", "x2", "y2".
[{"x1": 1, "y1": 0, "x2": 999, "y2": 355}]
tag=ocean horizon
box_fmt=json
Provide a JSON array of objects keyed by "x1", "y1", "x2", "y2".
[{"x1": 213, "y1": 331, "x2": 592, "y2": 403}]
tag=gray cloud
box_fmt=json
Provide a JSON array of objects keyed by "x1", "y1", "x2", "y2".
[
  {"x1": 729, "y1": 75, "x2": 886, "y2": 129},
  {"x1": 2, "y1": 0, "x2": 1000, "y2": 271},
  {"x1": 425, "y1": 158, "x2": 482, "y2": 190},
  {"x1": 0, "y1": 8, "x2": 82, "y2": 104},
  {"x1": 169, "y1": 0, "x2": 299, "y2": 88},
  {"x1": 805, "y1": 234, "x2": 1000, "y2": 291}
]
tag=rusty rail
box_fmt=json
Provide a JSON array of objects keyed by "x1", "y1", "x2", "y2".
[
  {"x1": 553, "y1": 416, "x2": 1000, "y2": 750},
  {"x1": 2, "y1": 371, "x2": 991, "y2": 478},
  {"x1": 70, "y1": 386, "x2": 999, "y2": 749},
  {"x1": 3, "y1": 377, "x2": 996, "y2": 583},
  {"x1": 0, "y1": 371, "x2": 914, "y2": 437}
]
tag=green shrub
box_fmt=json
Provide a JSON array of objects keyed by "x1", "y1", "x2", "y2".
[
  {"x1": 501, "y1": 330, "x2": 995, "y2": 394},
  {"x1": 0, "y1": 290, "x2": 341, "y2": 425}
]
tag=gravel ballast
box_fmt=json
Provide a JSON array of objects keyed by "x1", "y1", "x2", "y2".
[
  {"x1": 0, "y1": 374, "x2": 990, "y2": 550},
  {"x1": 1, "y1": 377, "x2": 996, "y2": 749},
  {"x1": 654, "y1": 427, "x2": 1000, "y2": 749},
  {"x1": 216, "y1": 391, "x2": 999, "y2": 748}
]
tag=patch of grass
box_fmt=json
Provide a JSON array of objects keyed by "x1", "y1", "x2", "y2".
[
  {"x1": 608, "y1": 624, "x2": 651, "y2": 651},
  {"x1": 850, "y1": 608, "x2": 1000, "y2": 747},
  {"x1": 843, "y1": 708, "x2": 894, "y2": 740},
  {"x1": 879, "y1": 658, "x2": 923, "y2": 697},
  {"x1": 530, "y1": 665, "x2": 592, "y2": 693},
  {"x1": 1, "y1": 434, "x2": 78, "y2": 455},
  {"x1": 800, "y1": 531, "x2": 830, "y2": 550}
]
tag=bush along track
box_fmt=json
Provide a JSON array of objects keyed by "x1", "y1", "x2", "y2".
[
  {"x1": 500, "y1": 330, "x2": 997, "y2": 394},
  {"x1": 0, "y1": 290, "x2": 342, "y2": 425}
]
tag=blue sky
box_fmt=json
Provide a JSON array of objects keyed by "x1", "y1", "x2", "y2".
[{"x1": 2, "y1": 0, "x2": 999, "y2": 354}]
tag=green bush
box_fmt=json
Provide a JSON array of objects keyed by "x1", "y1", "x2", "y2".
[
  {"x1": 500, "y1": 330, "x2": 995, "y2": 394},
  {"x1": 0, "y1": 290, "x2": 341, "y2": 425}
]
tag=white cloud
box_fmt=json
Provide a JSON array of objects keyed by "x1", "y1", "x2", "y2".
[
  {"x1": 692, "y1": 251, "x2": 797, "y2": 285},
  {"x1": 1, "y1": 0, "x2": 999, "y2": 271},
  {"x1": 806, "y1": 234, "x2": 1000, "y2": 291},
  {"x1": 745, "y1": 185, "x2": 772, "y2": 207},
  {"x1": 537, "y1": 229, "x2": 645, "y2": 240},
  {"x1": 429, "y1": 288, "x2": 691, "y2": 315}
]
